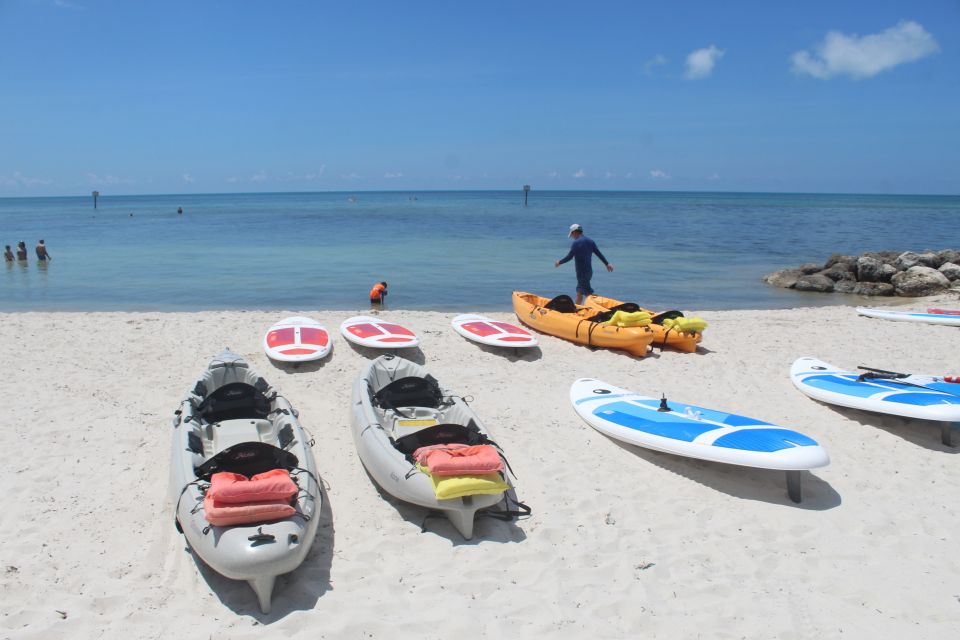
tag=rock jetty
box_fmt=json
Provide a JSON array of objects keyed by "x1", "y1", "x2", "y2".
[{"x1": 763, "y1": 250, "x2": 960, "y2": 297}]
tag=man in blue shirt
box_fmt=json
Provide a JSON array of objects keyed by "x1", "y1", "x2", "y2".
[{"x1": 554, "y1": 223, "x2": 614, "y2": 304}]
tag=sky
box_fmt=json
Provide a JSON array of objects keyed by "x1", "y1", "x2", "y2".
[{"x1": 1, "y1": 0, "x2": 958, "y2": 196}]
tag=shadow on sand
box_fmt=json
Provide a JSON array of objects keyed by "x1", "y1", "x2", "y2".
[
  {"x1": 186, "y1": 481, "x2": 335, "y2": 620},
  {"x1": 344, "y1": 341, "x2": 426, "y2": 364},
  {"x1": 363, "y1": 469, "x2": 529, "y2": 546},
  {"x1": 467, "y1": 341, "x2": 543, "y2": 362},
  {"x1": 607, "y1": 437, "x2": 842, "y2": 510},
  {"x1": 812, "y1": 402, "x2": 959, "y2": 452},
  {"x1": 268, "y1": 353, "x2": 333, "y2": 374}
]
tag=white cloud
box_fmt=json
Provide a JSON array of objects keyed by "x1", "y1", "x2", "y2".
[
  {"x1": 790, "y1": 21, "x2": 939, "y2": 80},
  {"x1": 573, "y1": 169, "x2": 586, "y2": 178},
  {"x1": 650, "y1": 169, "x2": 670, "y2": 179},
  {"x1": 548, "y1": 171, "x2": 558, "y2": 178},
  {"x1": 644, "y1": 54, "x2": 668, "y2": 75},
  {"x1": 181, "y1": 173, "x2": 194, "y2": 184},
  {"x1": 707, "y1": 173, "x2": 720, "y2": 181},
  {"x1": 685, "y1": 45, "x2": 725, "y2": 79},
  {"x1": 604, "y1": 171, "x2": 615, "y2": 179},
  {"x1": 226, "y1": 176, "x2": 240, "y2": 183},
  {"x1": 340, "y1": 172, "x2": 360, "y2": 180},
  {"x1": 0, "y1": 171, "x2": 53, "y2": 187},
  {"x1": 85, "y1": 172, "x2": 132, "y2": 185},
  {"x1": 624, "y1": 172, "x2": 634, "y2": 179},
  {"x1": 250, "y1": 171, "x2": 268, "y2": 183},
  {"x1": 305, "y1": 165, "x2": 326, "y2": 180},
  {"x1": 384, "y1": 171, "x2": 403, "y2": 179}
]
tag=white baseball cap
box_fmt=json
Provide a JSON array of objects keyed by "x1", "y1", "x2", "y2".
[{"x1": 568, "y1": 223, "x2": 583, "y2": 236}]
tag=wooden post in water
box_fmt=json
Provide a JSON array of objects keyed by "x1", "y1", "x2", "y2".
[
  {"x1": 92, "y1": 190, "x2": 99, "y2": 209},
  {"x1": 523, "y1": 184, "x2": 531, "y2": 206}
]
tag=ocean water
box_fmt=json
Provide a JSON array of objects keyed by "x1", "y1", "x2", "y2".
[{"x1": 1, "y1": 190, "x2": 957, "y2": 312}]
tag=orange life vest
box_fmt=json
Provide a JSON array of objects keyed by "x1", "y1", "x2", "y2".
[{"x1": 370, "y1": 283, "x2": 387, "y2": 301}]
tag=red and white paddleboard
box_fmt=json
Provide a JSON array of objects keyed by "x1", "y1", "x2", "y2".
[
  {"x1": 928, "y1": 309, "x2": 960, "y2": 316},
  {"x1": 263, "y1": 316, "x2": 332, "y2": 362},
  {"x1": 451, "y1": 313, "x2": 538, "y2": 348},
  {"x1": 340, "y1": 315, "x2": 419, "y2": 349}
]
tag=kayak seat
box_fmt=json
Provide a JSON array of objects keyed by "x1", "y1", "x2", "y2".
[
  {"x1": 394, "y1": 421, "x2": 488, "y2": 455},
  {"x1": 194, "y1": 441, "x2": 299, "y2": 480},
  {"x1": 198, "y1": 382, "x2": 272, "y2": 422},
  {"x1": 373, "y1": 375, "x2": 442, "y2": 410},
  {"x1": 544, "y1": 294, "x2": 578, "y2": 313}
]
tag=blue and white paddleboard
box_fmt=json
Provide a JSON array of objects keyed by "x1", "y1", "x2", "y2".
[
  {"x1": 857, "y1": 307, "x2": 960, "y2": 327},
  {"x1": 791, "y1": 357, "x2": 960, "y2": 422},
  {"x1": 570, "y1": 378, "x2": 829, "y2": 471}
]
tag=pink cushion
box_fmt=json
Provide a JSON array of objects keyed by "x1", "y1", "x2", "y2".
[
  {"x1": 412, "y1": 444, "x2": 504, "y2": 476},
  {"x1": 207, "y1": 469, "x2": 298, "y2": 504},
  {"x1": 203, "y1": 493, "x2": 296, "y2": 526}
]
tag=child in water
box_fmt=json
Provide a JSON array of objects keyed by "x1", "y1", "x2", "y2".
[{"x1": 369, "y1": 281, "x2": 388, "y2": 304}]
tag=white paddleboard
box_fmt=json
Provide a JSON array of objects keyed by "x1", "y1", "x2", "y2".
[
  {"x1": 340, "y1": 316, "x2": 419, "y2": 349},
  {"x1": 570, "y1": 379, "x2": 828, "y2": 471},
  {"x1": 790, "y1": 357, "x2": 960, "y2": 422},
  {"x1": 263, "y1": 316, "x2": 331, "y2": 362},
  {"x1": 857, "y1": 307, "x2": 960, "y2": 327},
  {"x1": 451, "y1": 314, "x2": 538, "y2": 348}
]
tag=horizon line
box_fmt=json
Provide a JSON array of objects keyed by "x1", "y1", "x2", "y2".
[{"x1": 2, "y1": 187, "x2": 958, "y2": 201}]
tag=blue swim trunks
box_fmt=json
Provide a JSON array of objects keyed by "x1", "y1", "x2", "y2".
[{"x1": 576, "y1": 272, "x2": 594, "y2": 296}]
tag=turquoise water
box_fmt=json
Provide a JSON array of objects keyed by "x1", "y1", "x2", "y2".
[{"x1": 1, "y1": 190, "x2": 957, "y2": 311}]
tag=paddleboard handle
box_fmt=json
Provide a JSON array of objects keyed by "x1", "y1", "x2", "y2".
[{"x1": 657, "y1": 395, "x2": 671, "y2": 412}]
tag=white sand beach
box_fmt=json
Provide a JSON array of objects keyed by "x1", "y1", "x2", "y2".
[{"x1": 2, "y1": 298, "x2": 960, "y2": 639}]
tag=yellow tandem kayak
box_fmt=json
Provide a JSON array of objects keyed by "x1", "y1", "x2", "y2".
[
  {"x1": 512, "y1": 291, "x2": 655, "y2": 357},
  {"x1": 584, "y1": 295, "x2": 704, "y2": 353}
]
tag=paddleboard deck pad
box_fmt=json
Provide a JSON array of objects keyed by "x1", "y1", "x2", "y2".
[
  {"x1": 340, "y1": 316, "x2": 420, "y2": 349},
  {"x1": 451, "y1": 314, "x2": 538, "y2": 348},
  {"x1": 263, "y1": 316, "x2": 331, "y2": 362},
  {"x1": 570, "y1": 378, "x2": 829, "y2": 502},
  {"x1": 791, "y1": 356, "x2": 960, "y2": 445}
]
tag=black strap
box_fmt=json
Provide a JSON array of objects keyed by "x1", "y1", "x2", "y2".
[{"x1": 481, "y1": 494, "x2": 532, "y2": 522}]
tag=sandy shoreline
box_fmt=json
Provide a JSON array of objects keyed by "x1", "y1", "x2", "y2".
[{"x1": 2, "y1": 297, "x2": 960, "y2": 639}]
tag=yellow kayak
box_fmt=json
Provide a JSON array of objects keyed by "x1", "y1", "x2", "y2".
[
  {"x1": 512, "y1": 291, "x2": 654, "y2": 357},
  {"x1": 584, "y1": 295, "x2": 704, "y2": 353}
]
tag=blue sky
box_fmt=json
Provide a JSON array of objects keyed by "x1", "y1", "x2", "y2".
[{"x1": 1, "y1": 0, "x2": 957, "y2": 196}]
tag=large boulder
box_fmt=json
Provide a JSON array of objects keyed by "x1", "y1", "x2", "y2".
[
  {"x1": 763, "y1": 268, "x2": 803, "y2": 288},
  {"x1": 895, "y1": 251, "x2": 922, "y2": 270},
  {"x1": 892, "y1": 266, "x2": 951, "y2": 297},
  {"x1": 856, "y1": 256, "x2": 897, "y2": 283},
  {"x1": 937, "y1": 250, "x2": 960, "y2": 265},
  {"x1": 820, "y1": 264, "x2": 856, "y2": 281},
  {"x1": 794, "y1": 274, "x2": 835, "y2": 293},
  {"x1": 917, "y1": 251, "x2": 943, "y2": 268},
  {"x1": 833, "y1": 280, "x2": 858, "y2": 294},
  {"x1": 799, "y1": 262, "x2": 823, "y2": 275},
  {"x1": 939, "y1": 262, "x2": 960, "y2": 282},
  {"x1": 824, "y1": 254, "x2": 858, "y2": 270},
  {"x1": 855, "y1": 282, "x2": 895, "y2": 296},
  {"x1": 864, "y1": 250, "x2": 901, "y2": 264}
]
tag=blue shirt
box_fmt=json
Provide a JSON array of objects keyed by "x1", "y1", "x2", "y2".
[{"x1": 558, "y1": 235, "x2": 608, "y2": 277}]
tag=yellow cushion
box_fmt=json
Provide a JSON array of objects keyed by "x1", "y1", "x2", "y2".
[
  {"x1": 416, "y1": 463, "x2": 509, "y2": 500},
  {"x1": 602, "y1": 310, "x2": 652, "y2": 327},
  {"x1": 662, "y1": 316, "x2": 707, "y2": 333}
]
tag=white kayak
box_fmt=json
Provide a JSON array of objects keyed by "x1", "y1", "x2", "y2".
[
  {"x1": 857, "y1": 307, "x2": 960, "y2": 327},
  {"x1": 791, "y1": 356, "x2": 960, "y2": 445},
  {"x1": 263, "y1": 316, "x2": 331, "y2": 362},
  {"x1": 169, "y1": 349, "x2": 322, "y2": 613},
  {"x1": 451, "y1": 313, "x2": 538, "y2": 348},
  {"x1": 340, "y1": 315, "x2": 420, "y2": 349},
  {"x1": 570, "y1": 378, "x2": 828, "y2": 503},
  {"x1": 350, "y1": 354, "x2": 522, "y2": 538}
]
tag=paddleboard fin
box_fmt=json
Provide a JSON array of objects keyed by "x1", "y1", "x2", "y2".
[
  {"x1": 942, "y1": 422, "x2": 956, "y2": 448},
  {"x1": 786, "y1": 470, "x2": 802, "y2": 504}
]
